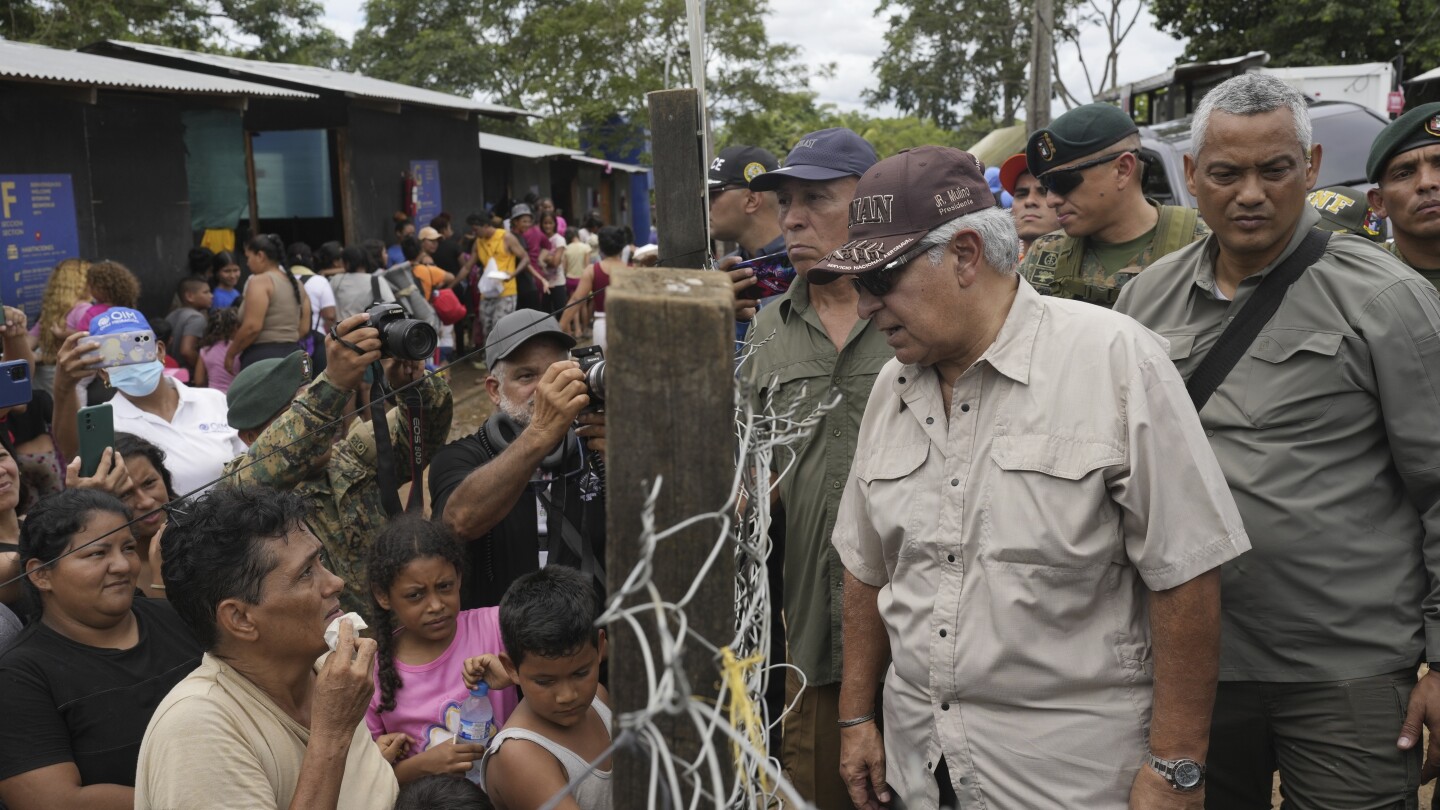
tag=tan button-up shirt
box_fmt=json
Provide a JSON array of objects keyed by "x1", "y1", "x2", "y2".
[
  {"x1": 1116, "y1": 207, "x2": 1440, "y2": 681},
  {"x1": 832, "y1": 280, "x2": 1249, "y2": 808}
]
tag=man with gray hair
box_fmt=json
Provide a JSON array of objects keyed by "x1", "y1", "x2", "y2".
[
  {"x1": 817, "y1": 145, "x2": 1249, "y2": 809},
  {"x1": 1116, "y1": 72, "x2": 1440, "y2": 807}
]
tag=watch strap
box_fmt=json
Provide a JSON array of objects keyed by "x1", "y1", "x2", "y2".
[{"x1": 1147, "y1": 753, "x2": 1206, "y2": 791}]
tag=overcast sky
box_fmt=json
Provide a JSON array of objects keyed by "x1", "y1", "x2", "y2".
[{"x1": 320, "y1": 0, "x2": 1189, "y2": 118}]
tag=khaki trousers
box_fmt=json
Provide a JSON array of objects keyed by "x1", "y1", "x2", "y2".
[{"x1": 781, "y1": 669, "x2": 850, "y2": 809}]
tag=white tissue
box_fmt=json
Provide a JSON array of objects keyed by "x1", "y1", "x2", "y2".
[{"x1": 324, "y1": 612, "x2": 369, "y2": 651}]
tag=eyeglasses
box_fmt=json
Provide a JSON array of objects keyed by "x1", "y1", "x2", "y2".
[
  {"x1": 850, "y1": 244, "x2": 925, "y2": 297},
  {"x1": 1037, "y1": 150, "x2": 1137, "y2": 196},
  {"x1": 708, "y1": 184, "x2": 746, "y2": 203}
]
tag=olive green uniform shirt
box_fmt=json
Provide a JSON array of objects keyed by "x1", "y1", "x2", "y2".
[
  {"x1": 1115, "y1": 206, "x2": 1440, "y2": 681},
  {"x1": 742, "y1": 275, "x2": 892, "y2": 685},
  {"x1": 1388, "y1": 240, "x2": 1440, "y2": 290},
  {"x1": 223, "y1": 372, "x2": 455, "y2": 616},
  {"x1": 1020, "y1": 202, "x2": 1209, "y2": 307}
]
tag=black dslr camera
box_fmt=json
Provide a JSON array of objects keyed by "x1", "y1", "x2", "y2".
[
  {"x1": 572, "y1": 345, "x2": 605, "y2": 409},
  {"x1": 364, "y1": 303, "x2": 437, "y2": 362}
]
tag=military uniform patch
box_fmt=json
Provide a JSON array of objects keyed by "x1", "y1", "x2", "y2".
[
  {"x1": 1037, "y1": 133, "x2": 1056, "y2": 163},
  {"x1": 1428, "y1": 115, "x2": 1440, "y2": 138},
  {"x1": 744, "y1": 162, "x2": 766, "y2": 182},
  {"x1": 1040, "y1": 250, "x2": 1059, "y2": 267}
]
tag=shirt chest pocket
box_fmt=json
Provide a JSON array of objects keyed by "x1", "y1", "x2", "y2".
[
  {"x1": 1240, "y1": 330, "x2": 1346, "y2": 429},
  {"x1": 856, "y1": 442, "x2": 934, "y2": 562},
  {"x1": 981, "y1": 434, "x2": 1124, "y2": 571}
]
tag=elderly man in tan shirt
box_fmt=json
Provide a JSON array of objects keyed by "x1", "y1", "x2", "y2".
[{"x1": 807, "y1": 146, "x2": 1250, "y2": 810}]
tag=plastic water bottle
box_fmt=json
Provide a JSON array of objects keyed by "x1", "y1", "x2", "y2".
[{"x1": 456, "y1": 682, "x2": 496, "y2": 784}]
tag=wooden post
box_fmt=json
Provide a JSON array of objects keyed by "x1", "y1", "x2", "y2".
[
  {"x1": 1026, "y1": 0, "x2": 1055, "y2": 134},
  {"x1": 647, "y1": 89, "x2": 710, "y2": 268},
  {"x1": 606, "y1": 266, "x2": 736, "y2": 807},
  {"x1": 243, "y1": 131, "x2": 260, "y2": 236}
]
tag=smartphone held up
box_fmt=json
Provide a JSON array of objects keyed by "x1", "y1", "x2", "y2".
[{"x1": 733, "y1": 252, "x2": 796, "y2": 299}]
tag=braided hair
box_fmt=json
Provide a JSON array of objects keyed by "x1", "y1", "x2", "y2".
[{"x1": 366, "y1": 515, "x2": 467, "y2": 715}]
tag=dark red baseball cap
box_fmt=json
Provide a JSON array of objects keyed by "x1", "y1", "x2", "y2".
[
  {"x1": 810, "y1": 145, "x2": 998, "y2": 282},
  {"x1": 998, "y1": 153, "x2": 1030, "y2": 195}
]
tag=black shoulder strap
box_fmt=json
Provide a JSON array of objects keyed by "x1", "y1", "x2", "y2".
[
  {"x1": 1186, "y1": 229, "x2": 1331, "y2": 412},
  {"x1": 370, "y1": 275, "x2": 383, "y2": 306}
]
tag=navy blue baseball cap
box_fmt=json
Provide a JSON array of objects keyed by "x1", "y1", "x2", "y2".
[{"x1": 749, "y1": 128, "x2": 880, "y2": 191}]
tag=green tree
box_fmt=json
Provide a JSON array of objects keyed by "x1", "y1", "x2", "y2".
[
  {"x1": 865, "y1": 0, "x2": 1033, "y2": 130},
  {"x1": 1150, "y1": 0, "x2": 1440, "y2": 71},
  {"x1": 350, "y1": 0, "x2": 815, "y2": 157},
  {"x1": 0, "y1": 0, "x2": 347, "y2": 67}
]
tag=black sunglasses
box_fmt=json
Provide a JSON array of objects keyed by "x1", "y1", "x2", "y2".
[
  {"x1": 1038, "y1": 150, "x2": 1137, "y2": 196},
  {"x1": 850, "y1": 251, "x2": 914, "y2": 297},
  {"x1": 708, "y1": 184, "x2": 747, "y2": 202}
]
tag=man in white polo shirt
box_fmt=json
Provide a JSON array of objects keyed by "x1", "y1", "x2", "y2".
[{"x1": 52, "y1": 307, "x2": 245, "y2": 496}]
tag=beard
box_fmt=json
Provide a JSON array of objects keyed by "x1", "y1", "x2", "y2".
[{"x1": 498, "y1": 393, "x2": 534, "y2": 426}]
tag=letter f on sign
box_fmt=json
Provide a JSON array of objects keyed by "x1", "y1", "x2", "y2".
[{"x1": 0, "y1": 182, "x2": 14, "y2": 220}]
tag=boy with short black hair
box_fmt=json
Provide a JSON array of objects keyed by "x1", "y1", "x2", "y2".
[
  {"x1": 167, "y1": 276, "x2": 213, "y2": 369},
  {"x1": 469, "y1": 566, "x2": 612, "y2": 810}
]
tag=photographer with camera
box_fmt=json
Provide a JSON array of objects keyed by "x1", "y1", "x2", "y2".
[
  {"x1": 429, "y1": 311, "x2": 606, "y2": 609},
  {"x1": 222, "y1": 307, "x2": 453, "y2": 616}
]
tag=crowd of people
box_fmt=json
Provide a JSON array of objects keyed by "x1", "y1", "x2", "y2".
[{"x1": 4, "y1": 69, "x2": 1440, "y2": 810}]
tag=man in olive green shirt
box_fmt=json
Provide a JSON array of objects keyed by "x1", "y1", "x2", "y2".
[
  {"x1": 1019, "y1": 103, "x2": 1207, "y2": 307},
  {"x1": 1116, "y1": 73, "x2": 1440, "y2": 808},
  {"x1": 742, "y1": 128, "x2": 891, "y2": 809},
  {"x1": 1367, "y1": 101, "x2": 1440, "y2": 288}
]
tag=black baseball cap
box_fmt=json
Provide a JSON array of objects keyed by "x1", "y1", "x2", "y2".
[
  {"x1": 749, "y1": 128, "x2": 879, "y2": 191},
  {"x1": 710, "y1": 145, "x2": 779, "y2": 188}
]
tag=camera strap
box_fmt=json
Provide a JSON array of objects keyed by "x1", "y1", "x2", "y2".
[{"x1": 369, "y1": 360, "x2": 426, "y2": 517}]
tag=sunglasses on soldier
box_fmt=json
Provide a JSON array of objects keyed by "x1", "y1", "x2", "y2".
[{"x1": 1038, "y1": 150, "x2": 1138, "y2": 196}]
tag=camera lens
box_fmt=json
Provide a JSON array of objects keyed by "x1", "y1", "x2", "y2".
[
  {"x1": 382, "y1": 320, "x2": 438, "y2": 362},
  {"x1": 585, "y1": 359, "x2": 605, "y2": 402}
]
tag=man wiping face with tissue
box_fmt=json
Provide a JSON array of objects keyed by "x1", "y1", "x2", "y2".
[{"x1": 135, "y1": 484, "x2": 399, "y2": 810}]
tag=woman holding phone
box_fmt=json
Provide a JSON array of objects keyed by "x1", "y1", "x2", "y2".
[{"x1": 0, "y1": 489, "x2": 201, "y2": 810}]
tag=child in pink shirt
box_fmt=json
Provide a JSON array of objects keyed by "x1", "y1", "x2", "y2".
[{"x1": 364, "y1": 517, "x2": 518, "y2": 786}]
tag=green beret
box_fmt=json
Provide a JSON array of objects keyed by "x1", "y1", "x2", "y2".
[
  {"x1": 227, "y1": 351, "x2": 312, "y2": 431},
  {"x1": 1366, "y1": 102, "x2": 1440, "y2": 183},
  {"x1": 1306, "y1": 186, "x2": 1386, "y2": 243},
  {"x1": 1026, "y1": 102, "x2": 1138, "y2": 177}
]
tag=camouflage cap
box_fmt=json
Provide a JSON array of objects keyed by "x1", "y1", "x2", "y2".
[
  {"x1": 227, "y1": 351, "x2": 312, "y2": 431},
  {"x1": 1306, "y1": 186, "x2": 1386, "y2": 243},
  {"x1": 1366, "y1": 101, "x2": 1440, "y2": 183},
  {"x1": 1026, "y1": 103, "x2": 1138, "y2": 177}
]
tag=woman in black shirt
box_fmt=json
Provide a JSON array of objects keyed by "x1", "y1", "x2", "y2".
[{"x1": 0, "y1": 489, "x2": 200, "y2": 809}]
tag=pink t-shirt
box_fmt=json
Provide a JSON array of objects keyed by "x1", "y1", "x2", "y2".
[
  {"x1": 64, "y1": 300, "x2": 93, "y2": 333},
  {"x1": 364, "y1": 607, "x2": 519, "y2": 757},
  {"x1": 198, "y1": 341, "x2": 234, "y2": 393},
  {"x1": 77, "y1": 303, "x2": 111, "y2": 332}
]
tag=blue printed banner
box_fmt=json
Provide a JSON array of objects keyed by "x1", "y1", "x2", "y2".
[
  {"x1": 410, "y1": 160, "x2": 442, "y2": 227},
  {"x1": 0, "y1": 174, "x2": 81, "y2": 320}
]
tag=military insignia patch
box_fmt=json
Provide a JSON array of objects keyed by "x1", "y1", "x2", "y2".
[
  {"x1": 1427, "y1": 115, "x2": 1440, "y2": 138},
  {"x1": 743, "y1": 162, "x2": 766, "y2": 182},
  {"x1": 1364, "y1": 209, "x2": 1384, "y2": 237},
  {"x1": 1037, "y1": 133, "x2": 1056, "y2": 163},
  {"x1": 1040, "y1": 250, "x2": 1059, "y2": 267}
]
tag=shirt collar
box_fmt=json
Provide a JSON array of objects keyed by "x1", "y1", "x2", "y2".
[
  {"x1": 1192, "y1": 206, "x2": 1322, "y2": 294},
  {"x1": 776, "y1": 271, "x2": 814, "y2": 322},
  {"x1": 890, "y1": 275, "x2": 1041, "y2": 397}
]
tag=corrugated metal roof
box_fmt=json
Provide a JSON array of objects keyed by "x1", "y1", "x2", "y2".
[
  {"x1": 571, "y1": 154, "x2": 648, "y2": 174},
  {"x1": 97, "y1": 40, "x2": 535, "y2": 118},
  {"x1": 479, "y1": 132, "x2": 582, "y2": 159},
  {"x1": 0, "y1": 39, "x2": 316, "y2": 97}
]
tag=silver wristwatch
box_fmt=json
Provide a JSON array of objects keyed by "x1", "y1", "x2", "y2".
[{"x1": 1147, "y1": 753, "x2": 1205, "y2": 791}]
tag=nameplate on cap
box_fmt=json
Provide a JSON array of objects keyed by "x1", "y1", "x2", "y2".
[
  {"x1": 850, "y1": 195, "x2": 894, "y2": 227},
  {"x1": 934, "y1": 187, "x2": 973, "y2": 216}
]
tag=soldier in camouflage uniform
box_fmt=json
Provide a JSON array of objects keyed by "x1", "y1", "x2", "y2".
[
  {"x1": 1366, "y1": 101, "x2": 1440, "y2": 289},
  {"x1": 222, "y1": 313, "x2": 453, "y2": 616},
  {"x1": 1019, "y1": 103, "x2": 1208, "y2": 307}
]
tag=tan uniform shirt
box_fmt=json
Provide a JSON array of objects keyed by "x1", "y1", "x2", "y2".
[
  {"x1": 1116, "y1": 207, "x2": 1440, "y2": 681},
  {"x1": 833, "y1": 279, "x2": 1248, "y2": 808},
  {"x1": 135, "y1": 653, "x2": 399, "y2": 810}
]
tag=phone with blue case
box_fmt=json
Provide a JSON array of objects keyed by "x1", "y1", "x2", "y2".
[{"x1": 0, "y1": 359, "x2": 32, "y2": 409}]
